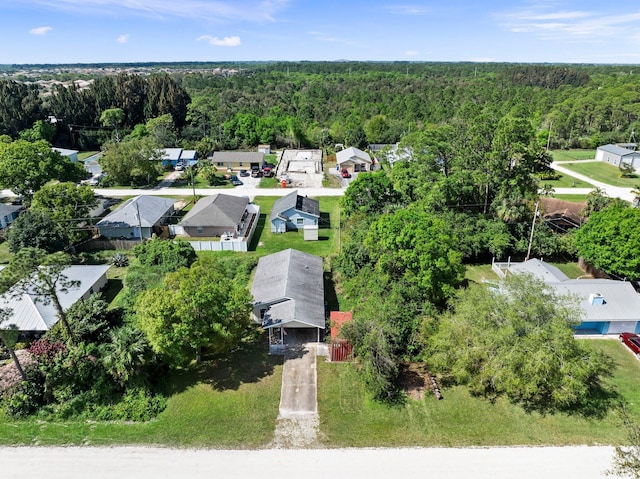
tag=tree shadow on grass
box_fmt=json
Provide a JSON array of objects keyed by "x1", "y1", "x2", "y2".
[
  {"x1": 165, "y1": 333, "x2": 282, "y2": 395},
  {"x1": 516, "y1": 384, "x2": 621, "y2": 419}
]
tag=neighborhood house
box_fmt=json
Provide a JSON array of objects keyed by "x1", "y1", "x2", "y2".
[
  {"x1": 270, "y1": 190, "x2": 320, "y2": 234},
  {"x1": 250, "y1": 249, "x2": 325, "y2": 353},
  {"x1": 0, "y1": 203, "x2": 22, "y2": 230},
  {"x1": 96, "y1": 195, "x2": 175, "y2": 239},
  {"x1": 336, "y1": 146, "x2": 372, "y2": 173},
  {"x1": 177, "y1": 193, "x2": 251, "y2": 238},
  {"x1": 0, "y1": 265, "x2": 111, "y2": 333},
  {"x1": 210, "y1": 151, "x2": 264, "y2": 171},
  {"x1": 493, "y1": 258, "x2": 640, "y2": 334}
]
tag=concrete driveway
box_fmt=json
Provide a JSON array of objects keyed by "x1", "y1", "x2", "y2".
[{"x1": 272, "y1": 343, "x2": 319, "y2": 448}]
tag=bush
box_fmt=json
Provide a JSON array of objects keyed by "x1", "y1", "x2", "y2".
[
  {"x1": 96, "y1": 387, "x2": 167, "y2": 421},
  {"x1": 110, "y1": 253, "x2": 130, "y2": 267}
]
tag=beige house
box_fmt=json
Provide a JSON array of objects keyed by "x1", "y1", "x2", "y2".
[{"x1": 336, "y1": 146, "x2": 372, "y2": 173}]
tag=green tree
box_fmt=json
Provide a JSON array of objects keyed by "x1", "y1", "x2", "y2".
[
  {"x1": 364, "y1": 206, "x2": 465, "y2": 305},
  {"x1": 100, "y1": 108, "x2": 125, "y2": 142},
  {"x1": 0, "y1": 321, "x2": 26, "y2": 381},
  {"x1": 0, "y1": 139, "x2": 86, "y2": 198},
  {"x1": 99, "y1": 138, "x2": 162, "y2": 186},
  {"x1": 574, "y1": 203, "x2": 640, "y2": 280},
  {"x1": 145, "y1": 114, "x2": 177, "y2": 147},
  {"x1": 135, "y1": 259, "x2": 252, "y2": 366},
  {"x1": 31, "y1": 182, "x2": 97, "y2": 243},
  {"x1": 429, "y1": 274, "x2": 613, "y2": 412},
  {"x1": 132, "y1": 237, "x2": 197, "y2": 273},
  {"x1": 101, "y1": 325, "x2": 154, "y2": 387},
  {"x1": 19, "y1": 120, "x2": 56, "y2": 143},
  {"x1": 5, "y1": 210, "x2": 71, "y2": 253},
  {"x1": 340, "y1": 170, "x2": 400, "y2": 217}
]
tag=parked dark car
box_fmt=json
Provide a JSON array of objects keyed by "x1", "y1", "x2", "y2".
[
  {"x1": 239, "y1": 169, "x2": 250, "y2": 177},
  {"x1": 341, "y1": 169, "x2": 352, "y2": 178},
  {"x1": 230, "y1": 175, "x2": 243, "y2": 186},
  {"x1": 620, "y1": 332, "x2": 640, "y2": 358},
  {"x1": 251, "y1": 166, "x2": 262, "y2": 178}
]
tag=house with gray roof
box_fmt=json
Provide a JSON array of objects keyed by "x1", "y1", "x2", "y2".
[
  {"x1": 0, "y1": 264, "x2": 110, "y2": 333},
  {"x1": 336, "y1": 146, "x2": 372, "y2": 173},
  {"x1": 494, "y1": 258, "x2": 640, "y2": 334},
  {"x1": 178, "y1": 194, "x2": 250, "y2": 237},
  {"x1": 596, "y1": 144, "x2": 640, "y2": 169},
  {"x1": 96, "y1": 195, "x2": 175, "y2": 239},
  {"x1": 0, "y1": 203, "x2": 22, "y2": 229},
  {"x1": 211, "y1": 151, "x2": 264, "y2": 171},
  {"x1": 251, "y1": 249, "x2": 325, "y2": 352},
  {"x1": 270, "y1": 190, "x2": 320, "y2": 233},
  {"x1": 51, "y1": 147, "x2": 79, "y2": 163}
]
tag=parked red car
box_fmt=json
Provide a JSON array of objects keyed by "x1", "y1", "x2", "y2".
[
  {"x1": 341, "y1": 169, "x2": 352, "y2": 178},
  {"x1": 620, "y1": 332, "x2": 640, "y2": 358}
]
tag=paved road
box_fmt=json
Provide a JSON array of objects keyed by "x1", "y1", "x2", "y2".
[
  {"x1": 551, "y1": 161, "x2": 636, "y2": 202},
  {"x1": 0, "y1": 445, "x2": 620, "y2": 478}
]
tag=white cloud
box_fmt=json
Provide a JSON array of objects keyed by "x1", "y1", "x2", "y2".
[
  {"x1": 497, "y1": 7, "x2": 640, "y2": 41},
  {"x1": 117, "y1": 34, "x2": 129, "y2": 44},
  {"x1": 16, "y1": 0, "x2": 290, "y2": 23},
  {"x1": 30, "y1": 26, "x2": 52, "y2": 35},
  {"x1": 384, "y1": 5, "x2": 429, "y2": 16},
  {"x1": 197, "y1": 35, "x2": 242, "y2": 47},
  {"x1": 405, "y1": 50, "x2": 419, "y2": 56}
]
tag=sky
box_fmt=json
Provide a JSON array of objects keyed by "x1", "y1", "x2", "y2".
[{"x1": 1, "y1": 0, "x2": 640, "y2": 64}]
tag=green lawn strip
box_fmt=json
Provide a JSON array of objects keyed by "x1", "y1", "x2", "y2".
[
  {"x1": 550, "y1": 261, "x2": 585, "y2": 279},
  {"x1": 464, "y1": 264, "x2": 499, "y2": 284},
  {"x1": 0, "y1": 241, "x2": 12, "y2": 264},
  {"x1": 248, "y1": 196, "x2": 340, "y2": 258},
  {"x1": 561, "y1": 162, "x2": 639, "y2": 187},
  {"x1": 550, "y1": 150, "x2": 597, "y2": 162},
  {"x1": 0, "y1": 338, "x2": 283, "y2": 447},
  {"x1": 77, "y1": 151, "x2": 100, "y2": 161},
  {"x1": 258, "y1": 177, "x2": 280, "y2": 188},
  {"x1": 317, "y1": 340, "x2": 640, "y2": 447},
  {"x1": 553, "y1": 194, "x2": 589, "y2": 202},
  {"x1": 541, "y1": 174, "x2": 591, "y2": 188}
]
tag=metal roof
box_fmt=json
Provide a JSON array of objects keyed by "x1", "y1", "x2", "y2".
[
  {"x1": 162, "y1": 148, "x2": 183, "y2": 161},
  {"x1": 554, "y1": 280, "x2": 640, "y2": 322},
  {"x1": 0, "y1": 203, "x2": 22, "y2": 217},
  {"x1": 0, "y1": 265, "x2": 111, "y2": 331},
  {"x1": 179, "y1": 194, "x2": 248, "y2": 228},
  {"x1": 270, "y1": 190, "x2": 320, "y2": 222},
  {"x1": 598, "y1": 144, "x2": 638, "y2": 157},
  {"x1": 509, "y1": 259, "x2": 569, "y2": 283},
  {"x1": 507, "y1": 259, "x2": 640, "y2": 323},
  {"x1": 251, "y1": 249, "x2": 325, "y2": 329},
  {"x1": 51, "y1": 147, "x2": 79, "y2": 157},
  {"x1": 97, "y1": 195, "x2": 174, "y2": 228},
  {"x1": 336, "y1": 146, "x2": 372, "y2": 165}
]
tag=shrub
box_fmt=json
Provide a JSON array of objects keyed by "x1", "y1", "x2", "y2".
[{"x1": 110, "y1": 253, "x2": 130, "y2": 267}]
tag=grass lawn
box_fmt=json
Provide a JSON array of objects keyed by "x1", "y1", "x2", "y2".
[
  {"x1": 561, "y1": 162, "x2": 640, "y2": 187},
  {"x1": 464, "y1": 263, "x2": 499, "y2": 285},
  {"x1": 317, "y1": 339, "x2": 640, "y2": 447},
  {"x1": 0, "y1": 337, "x2": 283, "y2": 447},
  {"x1": 0, "y1": 241, "x2": 12, "y2": 264},
  {"x1": 77, "y1": 151, "x2": 100, "y2": 161},
  {"x1": 554, "y1": 193, "x2": 589, "y2": 202},
  {"x1": 540, "y1": 174, "x2": 591, "y2": 188},
  {"x1": 259, "y1": 177, "x2": 280, "y2": 188},
  {"x1": 246, "y1": 196, "x2": 341, "y2": 260},
  {"x1": 550, "y1": 261, "x2": 586, "y2": 279},
  {"x1": 550, "y1": 149, "x2": 596, "y2": 162}
]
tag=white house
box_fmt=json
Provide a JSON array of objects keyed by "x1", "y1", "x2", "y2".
[{"x1": 0, "y1": 264, "x2": 111, "y2": 333}]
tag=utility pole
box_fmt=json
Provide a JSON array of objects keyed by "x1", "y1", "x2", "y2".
[
  {"x1": 135, "y1": 200, "x2": 144, "y2": 244},
  {"x1": 189, "y1": 165, "x2": 196, "y2": 199},
  {"x1": 546, "y1": 121, "x2": 553, "y2": 151},
  {"x1": 525, "y1": 201, "x2": 539, "y2": 262}
]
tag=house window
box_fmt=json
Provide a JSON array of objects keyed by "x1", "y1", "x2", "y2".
[
  {"x1": 217, "y1": 162, "x2": 224, "y2": 167},
  {"x1": 239, "y1": 162, "x2": 243, "y2": 166},
  {"x1": 296, "y1": 218, "x2": 304, "y2": 226},
  {"x1": 197, "y1": 226, "x2": 203, "y2": 234}
]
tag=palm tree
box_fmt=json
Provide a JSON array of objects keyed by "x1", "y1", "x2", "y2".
[{"x1": 101, "y1": 326, "x2": 152, "y2": 387}]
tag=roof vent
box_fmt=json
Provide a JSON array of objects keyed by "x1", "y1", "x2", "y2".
[{"x1": 589, "y1": 293, "x2": 605, "y2": 305}]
